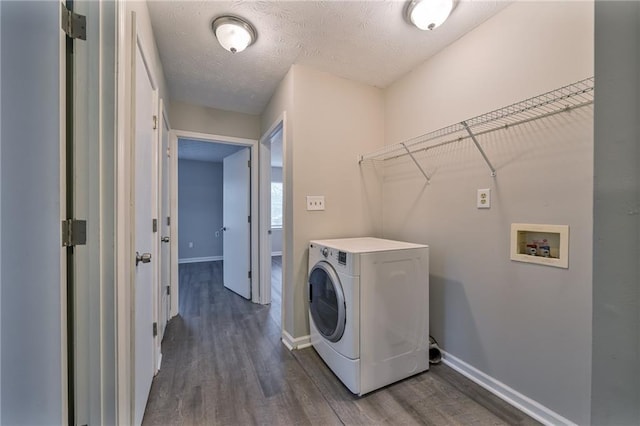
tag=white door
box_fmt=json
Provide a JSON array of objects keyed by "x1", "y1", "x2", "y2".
[
  {"x1": 134, "y1": 44, "x2": 156, "y2": 426},
  {"x1": 222, "y1": 148, "x2": 251, "y2": 299},
  {"x1": 159, "y1": 108, "x2": 171, "y2": 336}
]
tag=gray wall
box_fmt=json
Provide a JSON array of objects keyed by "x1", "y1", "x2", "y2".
[
  {"x1": 170, "y1": 100, "x2": 261, "y2": 140},
  {"x1": 178, "y1": 160, "x2": 224, "y2": 260},
  {"x1": 382, "y1": 3, "x2": 593, "y2": 424},
  {"x1": 591, "y1": 2, "x2": 640, "y2": 424},
  {"x1": 1, "y1": 1, "x2": 64, "y2": 423}
]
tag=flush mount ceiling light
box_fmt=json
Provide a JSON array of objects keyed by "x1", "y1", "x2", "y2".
[
  {"x1": 406, "y1": 0, "x2": 455, "y2": 31},
  {"x1": 212, "y1": 15, "x2": 257, "y2": 53}
]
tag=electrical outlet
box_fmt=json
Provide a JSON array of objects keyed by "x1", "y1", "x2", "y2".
[
  {"x1": 477, "y1": 189, "x2": 491, "y2": 209},
  {"x1": 188, "y1": 242, "x2": 194, "y2": 248},
  {"x1": 306, "y1": 195, "x2": 325, "y2": 211}
]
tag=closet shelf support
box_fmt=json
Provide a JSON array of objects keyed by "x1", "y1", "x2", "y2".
[
  {"x1": 461, "y1": 121, "x2": 497, "y2": 177},
  {"x1": 401, "y1": 143, "x2": 431, "y2": 183}
]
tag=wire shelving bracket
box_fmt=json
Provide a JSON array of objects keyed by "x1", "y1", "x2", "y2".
[{"x1": 358, "y1": 77, "x2": 594, "y2": 181}]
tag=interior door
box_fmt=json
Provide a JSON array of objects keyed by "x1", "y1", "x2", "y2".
[
  {"x1": 134, "y1": 43, "x2": 155, "y2": 426},
  {"x1": 159, "y1": 107, "x2": 171, "y2": 336},
  {"x1": 222, "y1": 147, "x2": 251, "y2": 299}
]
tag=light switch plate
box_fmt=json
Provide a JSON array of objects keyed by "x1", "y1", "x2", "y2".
[
  {"x1": 477, "y1": 189, "x2": 491, "y2": 209},
  {"x1": 306, "y1": 195, "x2": 325, "y2": 211}
]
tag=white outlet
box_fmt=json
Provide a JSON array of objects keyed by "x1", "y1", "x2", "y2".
[
  {"x1": 306, "y1": 195, "x2": 325, "y2": 211},
  {"x1": 188, "y1": 242, "x2": 194, "y2": 248},
  {"x1": 477, "y1": 188, "x2": 491, "y2": 209}
]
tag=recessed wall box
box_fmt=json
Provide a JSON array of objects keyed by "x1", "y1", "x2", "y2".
[{"x1": 510, "y1": 223, "x2": 569, "y2": 269}]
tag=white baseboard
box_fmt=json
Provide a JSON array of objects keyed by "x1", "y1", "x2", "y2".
[
  {"x1": 281, "y1": 330, "x2": 312, "y2": 350},
  {"x1": 156, "y1": 353, "x2": 162, "y2": 372},
  {"x1": 178, "y1": 256, "x2": 222, "y2": 264},
  {"x1": 441, "y1": 351, "x2": 576, "y2": 426},
  {"x1": 271, "y1": 251, "x2": 282, "y2": 256}
]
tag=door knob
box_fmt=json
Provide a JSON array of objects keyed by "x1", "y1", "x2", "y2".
[
  {"x1": 136, "y1": 252, "x2": 152, "y2": 266},
  {"x1": 220, "y1": 226, "x2": 227, "y2": 232},
  {"x1": 161, "y1": 236, "x2": 170, "y2": 243}
]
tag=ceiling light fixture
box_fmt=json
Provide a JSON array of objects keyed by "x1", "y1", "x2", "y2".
[
  {"x1": 406, "y1": 0, "x2": 454, "y2": 31},
  {"x1": 212, "y1": 15, "x2": 257, "y2": 54}
]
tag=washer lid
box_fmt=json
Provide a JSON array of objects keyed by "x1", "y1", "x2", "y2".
[{"x1": 310, "y1": 237, "x2": 428, "y2": 253}]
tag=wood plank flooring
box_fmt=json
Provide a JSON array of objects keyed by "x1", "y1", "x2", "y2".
[{"x1": 143, "y1": 260, "x2": 540, "y2": 426}]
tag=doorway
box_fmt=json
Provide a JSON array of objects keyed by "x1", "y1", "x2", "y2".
[
  {"x1": 170, "y1": 130, "x2": 260, "y2": 310},
  {"x1": 259, "y1": 115, "x2": 286, "y2": 328}
]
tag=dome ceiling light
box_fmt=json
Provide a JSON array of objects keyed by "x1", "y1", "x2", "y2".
[
  {"x1": 406, "y1": 0, "x2": 455, "y2": 31},
  {"x1": 212, "y1": 15, "x2": 257, "y2": 54}
]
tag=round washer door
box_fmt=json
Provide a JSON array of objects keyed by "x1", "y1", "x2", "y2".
[{"x1": 309, "y1": 260, "x2": 346, "y2": 342}]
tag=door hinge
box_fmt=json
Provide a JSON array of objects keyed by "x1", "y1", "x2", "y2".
[
  {"x1": 62, "y1": 219, "x2": 87, "y2": 247},
  {"x1": 166, "y1": 285, "x2": 171, "y2": 296},
  {"x1": 248, "y1": 215, "x2": 251, "y2": 223},
  {"x1": 153, "y1": 115, "x2": 158, "y2": 130},
  {"x1": 153, "y1": 322, "x2": 158, "y2": 337},
  {"x1": 152, "y1": 218, "x2": 158, "y2": 233},
  {"x1": 167, "y1": 216, "x2": 171, "y2": 226},
  {"x1": 248, "y1": 271, "x2": 252, "y2": 279},
  {"x1": 61, "y1": 3, "x2": 87, "y2": 40}
]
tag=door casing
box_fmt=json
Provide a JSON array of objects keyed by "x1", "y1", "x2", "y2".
[{"x1": 170, "y1": 130, "x2": 259, "y2": 307}]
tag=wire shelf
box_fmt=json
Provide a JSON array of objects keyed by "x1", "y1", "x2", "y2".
[{"x1": 358, "y1": 77, "x2": 594, "y2": 167}]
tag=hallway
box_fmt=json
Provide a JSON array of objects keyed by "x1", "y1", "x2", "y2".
[{"x1": 142, "y1": 260, "x2": 539, "y2": 425}]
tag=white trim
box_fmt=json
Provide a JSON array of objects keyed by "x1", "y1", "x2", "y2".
[
  {"x1": 271, "y1": 251, "x2": 282, "y2": 257},
  {"x1": 281, "y1": 331, "x2": 312, "y2": 351},
  {"x1": 156, "y1": 353, "x2": 162, "y2": 372},
  {"x1": 178, "y1": 256, "x2": 223, "y2": 264},
  {"x1": 441, "y1": 351, "x2": 577, "y2": 426}
]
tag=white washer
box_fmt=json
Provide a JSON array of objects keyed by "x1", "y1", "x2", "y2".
[{"x1": 308, "y1": 237, "x2": 429, "y2": 395}]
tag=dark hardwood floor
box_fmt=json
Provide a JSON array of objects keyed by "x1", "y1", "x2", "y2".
[{"x1": 143, "y1": 260, "x2": 539, "y2": 425}]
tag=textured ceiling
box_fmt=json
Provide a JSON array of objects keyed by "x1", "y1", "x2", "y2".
[{"x1": 148, "y1": 1, "x2": 510, "y2": 115}]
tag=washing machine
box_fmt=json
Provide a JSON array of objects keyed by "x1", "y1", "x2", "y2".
[{"x1": 308, "y1": 237, "x2": 429, "y2": 395}]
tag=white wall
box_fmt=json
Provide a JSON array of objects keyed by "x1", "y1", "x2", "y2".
[
  {"x1": 170, "y1": 101, "x2": 261, "y2": 140},
  {"x1": 591, "y1": 2, "x2": 640, "y2": 424},
  {"x1": 382, "y1": 3, "x2": 593, "y2": 424},
  {"x1": 1, "y1": 2, "x2": 64, "y2": 423},
  {"x1": 262, "y1": 65, "x2": 384, "y2": 338}
]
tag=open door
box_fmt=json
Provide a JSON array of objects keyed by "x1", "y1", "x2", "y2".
[
  {"x1": 222, "y1": 148, "x2": 251, "y2": 299},
  {"x1": 158, "y1": 104, "x2": 171, "y2": 341}
]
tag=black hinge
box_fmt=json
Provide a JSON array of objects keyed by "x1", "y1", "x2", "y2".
[
  {"x1": 152, "y1": 218, "x2": 158, "y2": 233},
  {"x1": 248, "y1": 271, "x2": 252, "y2": 279},
  {"x1": 248, "y1": 215, "x2": 251, "y2": 223},
  {"x1": 62, "y1": 219, "x2": 87, "y2": 247},
  {"x1": 153, "y1": 322, "x2": 158, "y2": 337},
  {"x1": 61, "y1": 3, "x2": 87, "y2": 40},
  {"x1": 167, "y1": 216, "x2": 171, "y2": 226},
  {"x1": 152, "y1": 115, "x2": 158, "y2": 130},
  {"x1": 166, "y1": 286, "x2": 171, "y2": 296},
  {"x1": 247, "y1": 160, "x2": 251, "y2": 168}
]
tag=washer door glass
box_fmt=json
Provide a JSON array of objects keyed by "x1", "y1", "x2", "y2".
[{"x1": 309, "y1": 261, "x2": 346, "y2": 342}]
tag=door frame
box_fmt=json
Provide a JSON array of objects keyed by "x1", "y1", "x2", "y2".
[
  {"x1": 170, "y1": 129, "x2": 260, "y2": 307},
  {"x1": 259, "y1": 113, "x2": 286, "y2": 310}
]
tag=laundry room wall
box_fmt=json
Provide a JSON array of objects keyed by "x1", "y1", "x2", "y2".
[
  {"x1": 170, "y1": 101, "x2": 261, "y2": 140},
  {"x1": 178, "y1": 160, "x2": 224, "y2": 262},
  {"x1": 262, "y1": 65, "x2": 384, "y2": 340},
  {"x1": 381, "y1": 2, "x2": 593, "y2": 425}
]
